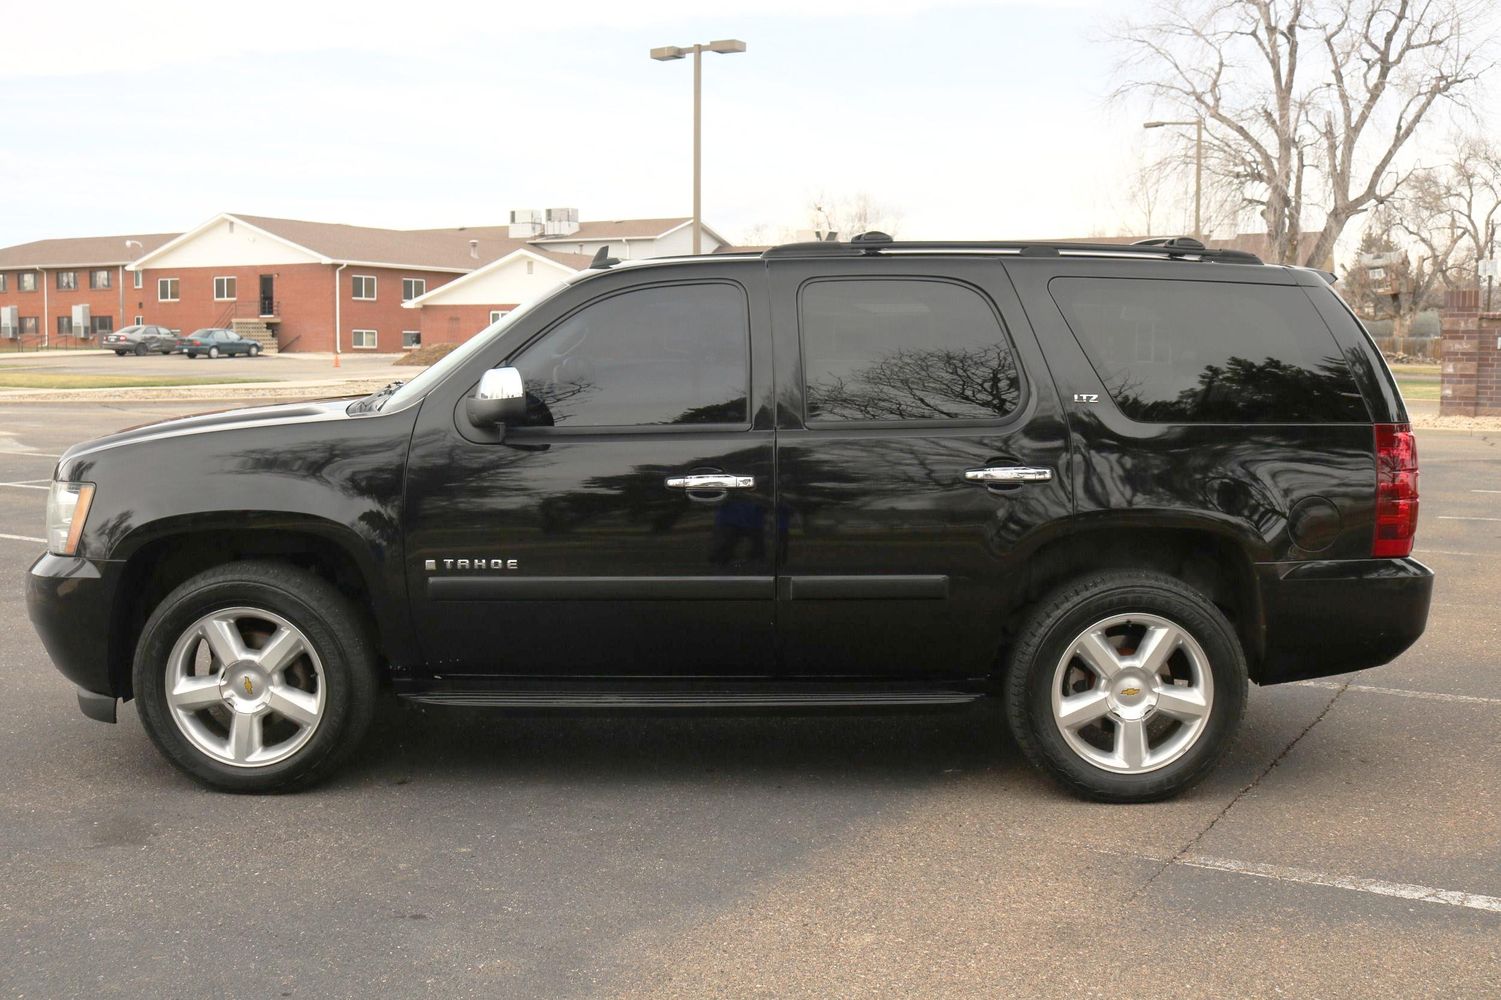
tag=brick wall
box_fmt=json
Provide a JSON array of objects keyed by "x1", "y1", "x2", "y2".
[
  {"x1": 0, "y1": 265, "x2": 133, "y2": 348},
  {"x1": 129, "y1": 263, "x2": 460, "y2": 352},
  {"x1": 1439, "y1": 288, "x2": 1501, "y2": 417},
  {"x1": 417, "y1": 303, "x2": 518, "y2": 346}
]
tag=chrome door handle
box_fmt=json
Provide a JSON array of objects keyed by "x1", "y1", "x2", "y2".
[
  {"x1": 964, "y1": 466, "x2": 1054, "y2": 484},
  {"x1": 665, "y1": 474, "x2": 756, "y2": 490}
]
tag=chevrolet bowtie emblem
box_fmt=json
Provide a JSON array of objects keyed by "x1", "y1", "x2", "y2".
[
  {"x1": 243, "y1": 677, "x2": 254, "y2": 696},
  {"x1": 1120, "y1": 687, "x2": 1141, "y2": 697}
]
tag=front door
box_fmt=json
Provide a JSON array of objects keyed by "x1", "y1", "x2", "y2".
[
  {"x1": 259, "y1": 275, "x2": 275, "y2": 316},
  {"x1": 402, "y1": 269, "x2": 777, "y2": 677},
  {"x1": 768, "y1": 258, "x2": 1073, "y2": 678}
]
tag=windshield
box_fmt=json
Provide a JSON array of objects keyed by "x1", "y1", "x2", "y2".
[{"x1": 358, "y1": 280, "x2": 573, "y2": 414}]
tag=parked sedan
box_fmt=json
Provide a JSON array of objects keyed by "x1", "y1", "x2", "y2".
[
  {"x1": 177, "y1": 328, "x2": 262, "y2": 359},
  {"x1": 104, "y1": 325, "x2": 177, "y2": 356}
]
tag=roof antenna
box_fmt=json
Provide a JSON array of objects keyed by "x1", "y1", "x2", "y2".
[{"x1": 589, "y1": 246, "x2": 620, "y2": 269}]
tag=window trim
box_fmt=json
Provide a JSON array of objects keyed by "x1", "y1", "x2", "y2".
[
  {"x1": 351, "y1": 328, "x2": 378, "y2": 349},
  {"x1": 402, "y1": 277, "x2": 426, "y2": 302},
  {"x1": 794, "y1": 274, "x2": 1028, "y2": 431},
  {"x1": 0, "y1": 273, "x2": 6, "y2": 293},
  {"x1": 401, "y1": 330, "x2": 421, "y2": 348},
  {"x1": 351, "y1": 275, "x2": 377, "y2": 301},
  {"x1": 133, "y1": 270, "x2": 143, "y2": 289},
  {"x1": 213, "y1": 275, "x2": 237, "y2": 301},
  {"x1": 89, "y1": 269, "x2": 111, "y2": 290},
  {"x1": 500, "y1": 278, "x2": 755, "y2": 437},
  {"x1": 18, "y1": 271, "x2": 37, "y2": 292},
  {"x1": 158, "y1": 277, "x2": 179, "y2": 302},
  {"x1": 56, "y1": 270, "x2": 77, "y2": 291},
  {"x1": 57, "y1": 314, "x2": 73, "y2": 335}
]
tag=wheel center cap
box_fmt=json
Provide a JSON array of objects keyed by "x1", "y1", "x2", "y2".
[
  {"x1": 1109, "y1": 670, "x2": 1158, "y2": 721},
  {"x1": 220, "y1": 663, "x2": 269, "y2": 710}
]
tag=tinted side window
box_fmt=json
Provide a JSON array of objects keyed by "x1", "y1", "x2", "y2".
[
  {"x1": 800, "y1": 278, "x2": 1021, "y2": 422},
  {"x1": 1050, "y1": 277, "x2": 1369, "y2": 423},
  {"x1": 515, "y1": 282, "x2": 749, "y2": 428}
]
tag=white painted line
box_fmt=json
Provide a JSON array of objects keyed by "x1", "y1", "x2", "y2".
[
  {"x1": 1437, "y1": 516, "x2": 1501, "y2": 522},
  {"x1": 1415, "y1": 549, "x2": 1479, "y2": 556},
  {"x1": 1470, "y1": 490, "x2": 1501, "y2": 494},
  {"x1": 1179, "y1": 854, "x2": 1501, "y2": 914},
  {"x1": 0, "y1": 450, "x2": 59, "y2": 458},
  {"x1": 0, "y1": 533, "x2": 45, "y2": 544},
  {"x1": 0, "y1": 482, "x2": 48, "y2": 490},
  {"x1": 1296, "y1": 679, "x2": 1501, "y2": 706}
]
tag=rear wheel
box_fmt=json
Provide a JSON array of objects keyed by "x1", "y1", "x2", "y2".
[
  {"x1": 1004, "y1": 570, "x2": 1247, "y2": 803},
  {"x1": 114, "y1": 350, "x2": 127, "y2": 356},
  {"x1": 134, "y1": 343, "x2": 147, "y2": 356},
  {"x1": 133, "y1": 561, "x2": 377, "y2": 792}
]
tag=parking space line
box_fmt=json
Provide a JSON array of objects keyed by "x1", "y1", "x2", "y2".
[
  {"x1": 0, "y1": 482, "x2": 49, "y2": 490},
  {"x1": 1295, "y1": 679, "x2": 1501, "y2": 706},
  {"x1": 1438, "y1": 516, "x2": 1501, "y2": 522},
  {"x1": 1471, "y1": 490, "x2": 1501, "y2": 494},
  {"x1": 0, "y1": 533, "x2": 45, "y2": 544},
  {"x1": 1415, "y1": 549, "x2": 1478, "y2": 556},
  {"x1": 1179, "y1": 854, "x2": 1501, "y2": 914},
  {"x1": 0, "y1": 450, "x2": 60, "y2": 458}
]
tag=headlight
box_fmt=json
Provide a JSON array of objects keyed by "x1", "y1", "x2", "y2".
[{"x1": 45, "y1": 481, "x2": 95, "y2": 556}]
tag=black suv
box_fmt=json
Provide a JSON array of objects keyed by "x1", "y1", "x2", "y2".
[{"x1": 26, "y1": 236, "x2": 1432, "y2": 801}]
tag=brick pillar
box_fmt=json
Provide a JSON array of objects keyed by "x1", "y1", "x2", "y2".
[{"x1": 1440, "y1": 289, "x2": 1481, "y2": 416}]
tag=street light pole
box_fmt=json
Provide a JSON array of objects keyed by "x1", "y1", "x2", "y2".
[
  {"x1": 651, "y1": 39, "x2": 746, "y2": 255},
  {"x1": 1143, "y1": 118, "x2": 1204, "y2": 241}
]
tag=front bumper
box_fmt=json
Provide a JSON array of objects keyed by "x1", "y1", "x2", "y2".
[
  {"x1": 27, "y1": 553, "x2": 123, "y2": 703},
  {"x1": 1255, "y1": 557, "x2": 1434, "y2": 684}
]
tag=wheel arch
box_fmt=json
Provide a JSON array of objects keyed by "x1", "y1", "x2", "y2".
[
  {"x1": 106, "y1": 514, "x2": 404, "y2": 700},
  {"x1": 997, "y1": 513, "x2": 1267, "y2": 682}
]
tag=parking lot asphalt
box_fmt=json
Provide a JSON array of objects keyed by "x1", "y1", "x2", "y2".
[{"x1": 0, "y1": 402, "x2": 1497, "y2": 999}]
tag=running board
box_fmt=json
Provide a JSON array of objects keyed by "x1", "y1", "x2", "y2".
[{"x1": 398, "y1": 683, "x2": 984, "y2": 710}]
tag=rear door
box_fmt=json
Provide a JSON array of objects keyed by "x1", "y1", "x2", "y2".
[{"x1": 768, "y1": 256, "x2": 1073, "y2": 678}]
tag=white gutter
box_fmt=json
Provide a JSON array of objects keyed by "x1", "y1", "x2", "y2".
[
  {"x1": 333, "y1": 262, "x2": 347, "y2": 355},
  {"x1": 39, "y1": 268, "x2": 48, "y2": 348},
  {"x1": 118, "y1": 265, "x2": 125, "y2": 331}
]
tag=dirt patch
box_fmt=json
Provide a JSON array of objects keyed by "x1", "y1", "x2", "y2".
[{"x1": 393, "y1": 344, "x2": 458, "y2": 366}]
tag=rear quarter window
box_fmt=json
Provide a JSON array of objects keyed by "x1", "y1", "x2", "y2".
[{"x1": 1049, "y1": 277, "x2": 1369, "y2": 423}]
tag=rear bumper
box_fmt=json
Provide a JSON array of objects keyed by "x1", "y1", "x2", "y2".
[
  {"x1": 26, "y1": 552, "x2": 123, "y2": 702},
  {"x1": 1256, "y1": 557, "x2": 1433, "y2": 684}
]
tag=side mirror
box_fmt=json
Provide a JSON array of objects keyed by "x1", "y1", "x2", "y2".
[{"x1": 465, "y1": 367, "x2": 527, "y2": 427}]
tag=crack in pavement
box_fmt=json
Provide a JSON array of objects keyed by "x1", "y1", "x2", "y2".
[{"x1": 1126, "y1": 680, "x2": 1349, "y2": 904}]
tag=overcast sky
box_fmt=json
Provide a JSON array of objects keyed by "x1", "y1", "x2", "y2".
[{"x1": 1, "y1": 0, "x2": 1493, "y2": 249}]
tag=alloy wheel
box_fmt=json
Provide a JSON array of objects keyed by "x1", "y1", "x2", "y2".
[
  {"x1": 1050, "y1": 613, "x2": 1214, "y2": 774},
  {"x1": 163, "y1": 607, "x2": 326, "y2": 767}
]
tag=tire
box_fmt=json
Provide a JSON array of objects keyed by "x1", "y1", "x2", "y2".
[
  {"x1": 1003, "y1": 570, "x2": 1247, "y2": 803},
  {"x1": 115, "y1": 350, "x2": 127, "y2": 356},
  {"x1": 208, "y1": 346, "x2": 220, "y2": 359},
  {"x1": 248, "y1": 344, "x2": 260, "y2": 357},
  {"x1": 132, "y1": 561, "x2": 378, "y2": 793},
  {"x1": 134, "y1": 343, "x2": 147, "y2": 356},
  {"x1": 186, "y1": 352, "x2": 197, "y2": 359}
]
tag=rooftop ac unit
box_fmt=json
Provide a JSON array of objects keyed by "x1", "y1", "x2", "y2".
[
  {"x1": 508, "y1": 208, "x2": 544, "y2": 239},
  {"x1": 544, "y1": 207, "x2": 580, "y2": 236}
]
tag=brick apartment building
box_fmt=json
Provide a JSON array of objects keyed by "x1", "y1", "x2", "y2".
[
  {"x1": 0, "y1": 212, "x2": 729, "y2": 353},
  {"x1": 0, "y1": 233, "x2": 176, "y2": 348}
]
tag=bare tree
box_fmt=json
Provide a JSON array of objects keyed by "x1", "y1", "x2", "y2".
[
  {"x1": 1115, "y1": 0, "x2": 1494, "y2": 266},
  {"x1": 808, "y1": 192, "x2": 902, "y2": 240}
]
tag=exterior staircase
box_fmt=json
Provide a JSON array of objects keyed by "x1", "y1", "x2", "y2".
[{"x1": 230, "y1": 317, "x2": 279, "y2": 354}]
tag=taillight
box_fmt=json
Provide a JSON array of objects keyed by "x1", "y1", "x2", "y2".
[{"x1": 1373, "y1": 422, "x2": 1418, "y2": 557}]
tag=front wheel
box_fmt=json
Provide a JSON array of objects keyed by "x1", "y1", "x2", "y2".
[
  {"x1": 133, "y1": 561, "x2": 377, "y2": 792},
  {"x1": 208, "y1": 346, "x2": 220, "y2": 359},
  {"x1": 248, "y1": 344, "x2": 260, "y2": 357},
  {"x1": 134, "y1": 343, "x2": 147, "y2": 356},
  {"x1": 1004, "y1": 570, "x2": 1247, "y2": 803},
  {"x1": 114, "y1": 350, "x2": 127, "y2": 356}
]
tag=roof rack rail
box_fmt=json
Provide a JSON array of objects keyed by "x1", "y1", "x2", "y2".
[{"x1": 761, "y1": 233, "x2": 1262, "y2": 265}]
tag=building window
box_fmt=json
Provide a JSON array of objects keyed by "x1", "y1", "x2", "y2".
[
  {"x1": 214, "y1": 276, "x2": 237, "y2": 300},
  {"x1": 57, "y1": 315, "x2": 72, "y2": 336},
  {"x1": 19, "y1": 272, "x2": 37, "y2": 292},
  {"x1": 0, "y1": 274, "x2": 6, "y2": 292},
  {"x1": 402, "y1": 278, "x2": 426, "y2": 301},
  {"x1": 351, "y1": 329, "x2": 377, "y2": 349},
  {"x1": 56, "y1": 271, "x2": 77, "y2": 290},
  {"x1": 90, "y1": 269, "x2": 112, "y2": 290},
  {"x1": 134, "y1": 315, "x2": 143, "y2": 326},
  {"x1": 402, "y1": 330, "x2": 421, "y2": 348},
  {"x1": 489, "y1": 309, "x2": 511, "y2": 324},
  {"x1": 20, "y1": 316, "x2": 38, "y2": 335},
  {"x1": 351, "y1": 275, "x2": 376, "y2": 300},
  {"x1": 93, "y1": 316, "x2": 113, "y2": 335},
  {"x1": 133, "y1": 270, "x2": 143, "y2": 289},
  {"x1": 158, "y1": 278, "x2": 179, "y2": 302}
]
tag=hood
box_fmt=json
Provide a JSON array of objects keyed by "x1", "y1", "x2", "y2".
[{"x1": 58, "y1": 398, "x2": 360, "y2": 471}]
